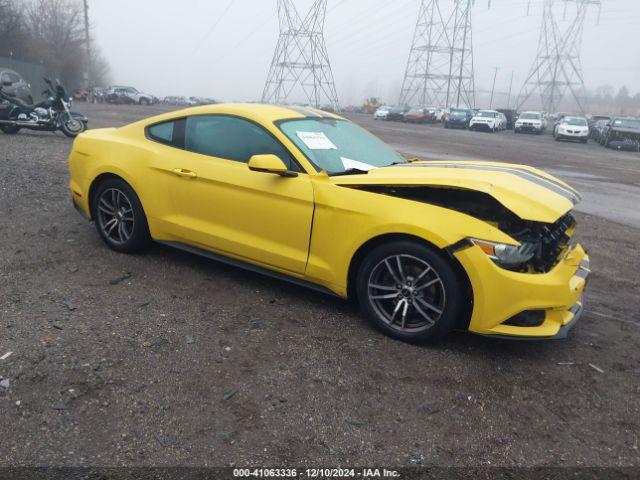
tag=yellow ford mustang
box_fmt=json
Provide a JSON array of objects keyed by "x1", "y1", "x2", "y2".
[{"x1": 67, "y1": 104, "x2": 590, "y2": 343}]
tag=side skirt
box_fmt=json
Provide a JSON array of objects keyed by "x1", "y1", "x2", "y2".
[{"x1": 157, "y1": 241, "x2": 340, "y2": 298}]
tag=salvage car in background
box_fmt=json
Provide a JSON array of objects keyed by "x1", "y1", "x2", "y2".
[
  {"x1": 588, "y1": 115, "x2": 611, "y2": 129},
  {"x1": 386, "y1": 105, "x2": 409, "y2": 121},
  {"x1": 444, "y1": 108, "x2": 472, "y2": 129},
  {"x1": 514, "y1": 111, "x2": 545, "y2": 134},
  {"x1": 373, "y1": 105, "x2": 391, "y2": 120},
  {"x1": 403, "y1": 107, "x2": 436, "y2": 124},
  {"x1": 469, "y1": 109, "x2": 504, "y2": 132},
  {"x1": 106, "y1": 86, "x2": 155, "y2": 105},
  {"x1": 554, "y1": 116, "x2": 589, "y2": 143},
  {"x1": 68, "y1": 103, "x2": 589, "y2": 343},
  {"x1": 599, "y1": 117, "x2": 640, "y2": 151},
  {"x1": 497, "y1": 109, "x2": 518, "y2": 130},
  {"x1": 590, "y1": 119, "x2": 609, "y2": 143}
]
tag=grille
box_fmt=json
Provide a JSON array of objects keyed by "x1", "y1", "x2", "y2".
[{"x1": 532, "y1": 213, "x2": 575, "y2": 272}]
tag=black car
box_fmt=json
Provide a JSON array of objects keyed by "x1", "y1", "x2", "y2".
[
  {"x1": 444, "y1": 108, "x2": 472, "y2": 129},
  {"x1": 497, "y1": 109, "x2": 517, "y2": 129},
  {"x1": 386, "y1": 105, "x2": 410, "y2": 121},
  {"x1": 589, "y1": 115, "x2": 611, "y2": 128},
  {"x1": 0, "y1": 69, "x2": 32, "y2": 104},
  {"x1": 599, "y1": 117, "x2": 640, "y2": 151},
  {"x1": 590, "y1": 119, "x2": 609, "y2": 143}
]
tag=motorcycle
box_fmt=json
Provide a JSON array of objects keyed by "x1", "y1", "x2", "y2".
[{"x1": 0, "y1": 77, "x2": 88, "y2": 138}]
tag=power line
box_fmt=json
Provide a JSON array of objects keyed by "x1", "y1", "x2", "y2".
[{"x1": 191, "y1": 0, "x2": 236, "y2": 56}]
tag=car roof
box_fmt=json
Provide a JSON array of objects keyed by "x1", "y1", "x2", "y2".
[{"x1": 126, "y1": 103, "x2": 343, "y2": 127}]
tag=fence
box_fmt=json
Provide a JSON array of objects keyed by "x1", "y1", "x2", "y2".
[{"x1": 0, "y1": 55, "x2": 55, "y2": 100}]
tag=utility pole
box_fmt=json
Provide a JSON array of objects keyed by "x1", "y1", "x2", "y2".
[
  {"x1": 489, "y1": 66, "x2": 498, "y2": 109},
  {"x1": 399, "y1": 0, "x2": 475, "y2": 109},
  {"x1": 516, "y1": 0, "x2": 601, "y2": 114},
  {"x1": 82, "y1": 0, "x2": 93, "y2": 99},
  {"x1": 262, "y1": 0, "x2": 339, "y2": 111}
]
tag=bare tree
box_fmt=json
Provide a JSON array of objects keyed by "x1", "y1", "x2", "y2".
[
  {"x1": 0, "y1": 0, "x2": 27, "y2": 58},
  {"x1": 2, "y1": 0, "x2": 110, "y2": 88}
]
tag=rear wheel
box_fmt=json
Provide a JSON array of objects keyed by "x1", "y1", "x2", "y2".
[
  {"x1": 0, "y1": 125, "x2": 20, "y2": 134},
  {"x1": 356, "y1": 240, "x2": 464, "y2": 343},
  {"x1": 92, "y1": 178, "x2": 151, "y2": 253}
]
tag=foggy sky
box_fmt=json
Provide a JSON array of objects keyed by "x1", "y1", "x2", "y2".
[{"x1": 90, "y1": 0, "x2": 640, "y2": 105}]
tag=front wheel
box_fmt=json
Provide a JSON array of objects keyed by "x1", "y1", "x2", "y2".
[
  {"x1": 92, "y1": 178, "x2": 151, "y2": 253},
  {"x1": 61, "y1": 117, "x2": 87, "y2": 138},
  {"x1": 356, "y1": 240, "x2": 464, "y2": 343}
]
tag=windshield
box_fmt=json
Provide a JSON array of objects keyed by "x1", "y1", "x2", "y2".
[
  {"x1": 476, "y1": 111, "x2": 497, "y2": 118},
  {"x1": 391, "y1": 106, "x2": 405, "y2": 113},
  {"x1": 613, "y1": 118, "x2": 640, "y2": 130},
  {"x1": 519, "y1": 113, "x2": 540, "y2": 120},
  {"x1": 279, "y1": 118, "x2": 405, "y2": 174},
  {"x1": 408, "y1": 107, "x2": 423, "y2": 113},
  {"x1": 564, "y1": 117, "x2": 587, "y2": 126},
  {"x1": 450, "y1": 110, "x2": 468, "y2": 117}
]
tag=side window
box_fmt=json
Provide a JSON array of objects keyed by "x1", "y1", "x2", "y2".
[
  {"x1": 147, "y1": 119, "x2": 184, "y2": 147},
  {"x1": 8, "y1": 72, "x2": 21, "y2": 83},
  {"x1": 185, "y1": 115, "x2": 296, "y2": 169},
  {"x1": 1, "y1": 72, "x2": 11, "y2": 84}
]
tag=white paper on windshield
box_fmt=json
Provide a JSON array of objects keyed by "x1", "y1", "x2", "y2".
[
  {"x1": 340, "y1": 157, "x2": 378, "y2": 171},
  {"x1": 296, "y1": 131, "x2": 337, "y2": 150}
]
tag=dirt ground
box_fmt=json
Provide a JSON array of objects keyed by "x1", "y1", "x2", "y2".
[{"x1": 1, "y1": 103, "x2": 639, "y2": 468}]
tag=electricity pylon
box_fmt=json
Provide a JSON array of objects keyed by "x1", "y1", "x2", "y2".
[
  {"x1": 262, "y1": 0, "x2": 339, "y2": 111},
  {"x1": 517, "y1": 0, "x2": 601, "y2": 114},
  {"x1": 399, "y1": 0, "x2": 475, "y2": 108}
]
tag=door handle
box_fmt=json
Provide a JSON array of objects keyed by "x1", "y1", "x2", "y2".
[{"x1": 172, "y1": 168, "x2": 197, "y2": 179}]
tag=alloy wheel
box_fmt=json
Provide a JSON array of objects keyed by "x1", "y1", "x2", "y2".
[
  {"x1": 97, "y1": 188, "x2": 135, "y2": 245},
  {"x1": 65, "y1": 118, "x2": 84, "y2": 134},
  {"x1": 367, "y1": 254, "x2": 446, "y2": 333}
]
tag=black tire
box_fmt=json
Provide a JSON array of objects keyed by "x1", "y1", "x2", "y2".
[
  {"x1": 61, "y1": 118, "x2": 87, "y2": 138},
  {"x1": 139, "y1": 98, "x2": 150, "y2": 106},
  {"x1": 0, "y1": 125, "x2": 20, "y2": 134},
  {"x1": 92, "y1": 178, "x2": 151, "y2": 253},
  {"x1": 355, "y1": 240, "x2": 464, "y2": 343}
]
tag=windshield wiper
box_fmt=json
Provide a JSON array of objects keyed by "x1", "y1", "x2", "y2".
[
  {"x1": 330, "y1": 168, "x2": 370, "y2": 176},
  {"x1": 384, "y1": 157, "x2": 422, "y2": 167}
]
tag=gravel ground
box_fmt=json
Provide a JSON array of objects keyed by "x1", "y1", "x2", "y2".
[{"x1": 0, "y1": 103, "x2": 639, "y2": 468}]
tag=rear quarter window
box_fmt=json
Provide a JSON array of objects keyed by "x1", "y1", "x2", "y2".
[
  {"x1": 148, "y1": 122, "x2": 174, "y2": 142},
  {"x1": 146, "y1": 119, "x2": 185, "y2": 147}
]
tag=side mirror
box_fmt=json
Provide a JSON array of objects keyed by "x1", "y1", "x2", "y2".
[{"x1": 248, "y1": 154, "x2": 296, "y2": 177}]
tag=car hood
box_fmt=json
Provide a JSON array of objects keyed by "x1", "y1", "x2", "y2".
[
  {"x1": 331, "y1": 160, "x2": 580, "y2": 223},
  {"x1": 611, "y1": 127, "x2": 640, "y2": 135}
]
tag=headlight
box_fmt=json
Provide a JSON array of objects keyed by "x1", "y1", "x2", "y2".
[{"x1": 470, "y1": 239, "x2": 536, "y2": 267}]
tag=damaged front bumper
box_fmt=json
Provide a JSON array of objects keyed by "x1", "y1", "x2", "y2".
[{"x1": 454, "y1": 243, "x2": 590, "y2": 339}]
